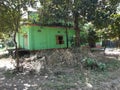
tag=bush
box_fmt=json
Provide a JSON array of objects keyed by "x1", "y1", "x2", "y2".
[
  {"x1": 82, "y1": 57, "x2": 106, "y2": 70},
  {"x1": 98, "y1": 62, "x2": 106, "y2": 70}
]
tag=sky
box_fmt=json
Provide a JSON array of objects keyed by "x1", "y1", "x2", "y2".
[{"x1": 22, "y1": 0, "x2": 41, "y2": 19}]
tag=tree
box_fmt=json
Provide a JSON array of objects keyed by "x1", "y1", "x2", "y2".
[
  {"x1": 110, "y1": 14, "x2": 120, "y2": 39},
  {"x1": 38, "y1": 0, "x2": 119, "y2": 47},
  {"x1": 0, "y1": 4, "x2": 14, "y2": 34},
  {"x1": 0, "y1": 0, "x2": 37, "y2": 71},
  {"x1": 38, "y1": 0, "x2": 72, "y2": 26},
  {"x1": 88, "y1": 29, "x2": 98, "y2": 48},
  {"x1": 91, "y1": 0, "x2": 120, "y2": 49},
  {"x1": 38, "y1": 0, "x2": 100, "y2": 47}
]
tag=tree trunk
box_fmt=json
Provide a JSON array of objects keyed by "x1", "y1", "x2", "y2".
[
  {"x1": 65, "y1": 27, "x2": 69, "y2": 48},
  {"x1": 64, "y1": 20, "x2": 69, "y2": 48},
  {"x1": 74, "y1": 12, "x2": 80, "y2": 47},
  {"x1": 13, "y1": 31, "x2": 20, "y2": 71}
]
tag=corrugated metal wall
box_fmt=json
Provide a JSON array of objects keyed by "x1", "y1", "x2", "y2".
[{"x1": 17, "y1": 25, "x2": 75, "y2": 50}]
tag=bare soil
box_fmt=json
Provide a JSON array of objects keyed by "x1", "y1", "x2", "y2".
[{"x1": 0, "y1": 48, "x2": 120, "y2": 90}]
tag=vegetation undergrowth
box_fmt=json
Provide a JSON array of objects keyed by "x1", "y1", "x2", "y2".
[{"x1": 82, "y1": 57, "x2": 106, "y2": 71}]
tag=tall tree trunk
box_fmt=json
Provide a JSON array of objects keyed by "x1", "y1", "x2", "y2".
[
  {"x1": 65, "y1": 27, "x2": 69, "y2": 48},
  {"x1": 74, "y1": 12, "x2": 80, "y2": 47},
  {"x1": 13, "y1": 31, "x2": 19, "y2": 71},
  {"x1": 64, "y1": 20, "x2": 69, "y2": 48}
]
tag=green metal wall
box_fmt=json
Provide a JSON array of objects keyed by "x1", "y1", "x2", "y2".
[
  {"x1": 17, "y1": 26, "x2": 30, "y2": 49},
  {"x1": 17, "y1": 25, "x2": 75, "y2": 50}
]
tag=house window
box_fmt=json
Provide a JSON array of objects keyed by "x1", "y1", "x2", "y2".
[{"x1": 56, "y1": 35, "x2": 64, "y2": 44}]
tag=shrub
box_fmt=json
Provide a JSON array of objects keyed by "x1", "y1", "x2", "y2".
[
  {"x1": 97, "y1": 62, "x2": 106, "y2": 70},
  {"x1": 82, "y1": 57, "x2": 106, "y2": 70}
]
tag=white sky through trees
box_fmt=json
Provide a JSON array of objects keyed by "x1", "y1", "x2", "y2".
[{"x1": 22, "y1": 0, "x2": 41, "y2": 19}]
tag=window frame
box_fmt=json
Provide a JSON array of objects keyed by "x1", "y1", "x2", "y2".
[{"x1": 56, "y1": 35, "x2": 64, "y2": 44}]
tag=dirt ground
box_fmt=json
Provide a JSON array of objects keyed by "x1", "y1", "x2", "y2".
[{"x1": 1, "y1": 48, "x2": 120, "y2": 90}]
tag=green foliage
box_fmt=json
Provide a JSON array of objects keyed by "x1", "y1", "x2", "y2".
[
  {"x1": 38, "y1": 0, "x2": 72, "y2": 26},
  {"x1": 82, "y1": 57, "x2": 106, "y2": 70},
  {"x1": 28, "y1": 11, "x2": 39, "y2": 23},
  {"x1": 98, "y1": 62, "x2": 106, "y2": 70},
  {"x1": 0, "y1": 0, "x2": 38, "y2": 71},
  {"x1": 80, "y1": 31, "x2": 88, "y2": 45},
  {"x1": 86, "y1": 58, "x2": 96, "y2": 66},
  {"x1": 93, "y1": 0, "x2": 119, "y2": 40},
  {"x1": 38, "y1": 0, "x2": 100, "y2": 26},
  {"x1": 88, "y1": 29, "x2": 98, "y2": 47},
  {"x1": 0, "y1": 0, "x2": 38, "y2": 33},
  {"x1": 109, "y1": 0, "x2": 120, "y2": 6},
  {"x1": 93, "y1": 0, "x2": 114, "y2": 29},
  {"x1": 110, "y1": 14, "x2": 120, "y2": 39},
  {"x1": 99, "y1": 13, "x2": 120, "y2": 40}
]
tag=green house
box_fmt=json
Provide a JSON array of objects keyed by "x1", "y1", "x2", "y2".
[{"x1": 17, "y1": 24, "x2": 76, "y2": 50}]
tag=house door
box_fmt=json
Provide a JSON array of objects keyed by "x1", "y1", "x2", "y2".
[{"x1": 24, "y1": 34, "x2": 28, "y2": 49}]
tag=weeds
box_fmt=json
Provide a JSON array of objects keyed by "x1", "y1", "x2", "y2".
[{"x1": 82, "y1": 57, "x2": 106, "y2": 70}]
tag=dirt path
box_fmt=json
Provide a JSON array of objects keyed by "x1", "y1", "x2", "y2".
[
  {"x1": 1, "y1": 66, "x2": 120, "y2": 90},
  {"x1": 0, "y1": 58, "x2": 45, "y2": 90}
]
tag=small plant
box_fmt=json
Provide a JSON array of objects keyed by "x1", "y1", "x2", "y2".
[
  {"x1": 82, "y1": 57, "x2": 106, "y2": 70},
  {"x1": 82, "y1": 57, "x2": 97, "y2": 69},
  {"x1": 98, "y1": 62, "x2": 106, "y2": 70},
  {"x1": 86, "y1": 58, "x2": 96, "y2": 66}
]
